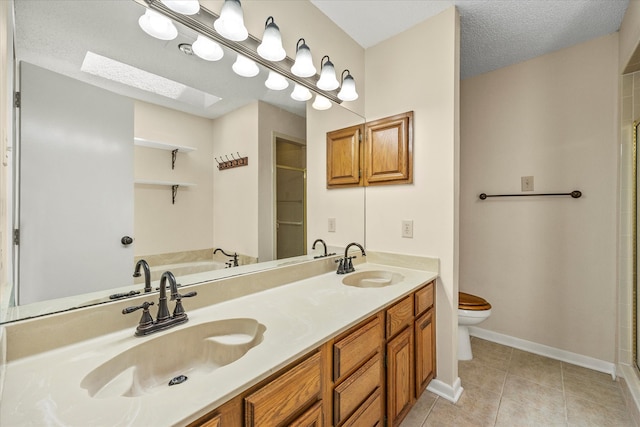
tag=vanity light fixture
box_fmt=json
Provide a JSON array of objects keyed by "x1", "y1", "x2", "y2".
[
  {"x1": 291, "y1": 38, "x2": 316, "y2": 78},
  {"x1": 291, "y1": 83, "x2": 312, "y2": 101},
  {"x1": 316, "y1": 55, "x2": 339, "y2": 91},
  {"x1": 138, "y1": 8, "x2": 178, "y2": 40},
  {"x1": 257, "y1": 17, "x2": 286, "y2": 62},
  {"x1": 312, "y1": 94, "x2": 332, "y2": 110},
  {"x1": 338, "y1": 69, "x2": 359, "y2": 101},
  {"x1": 192, "y1": 35, "x2": 224, "y2": 61},
  {"x1": 160, "y1": 0, "x2": 200, "y2": 15},
  {"x1": 265, "y1": 70, "x2": 289, "y2": 90},
  {"x1": 213, "y1": 0, "x2": 248, "y2": 42},
  {"x1": 232, "y1": 54, "x2": 259, "y2": 77}
]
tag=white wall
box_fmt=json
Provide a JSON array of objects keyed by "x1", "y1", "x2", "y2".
[
  {"x1": 134, "y1": 101, "x2": 214, "y2": 256},
  {"x1": 364, "y1": 7, "x2": 461, "y2": 389},
  {"x1": 460, "y1": 34, "x2": 619, "y2": 363}
]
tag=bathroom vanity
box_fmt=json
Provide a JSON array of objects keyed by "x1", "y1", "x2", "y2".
[{"x1": 0, "y1": 253, "x2": 437, "y2": 426}]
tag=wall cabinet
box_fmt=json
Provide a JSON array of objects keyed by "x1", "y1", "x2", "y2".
[
  {"x1": 188, "y1": 280, "x2": 435, "y2": 427},
  {"x1": 326, "y1": 111, "x2": 413, "y2": 189}
]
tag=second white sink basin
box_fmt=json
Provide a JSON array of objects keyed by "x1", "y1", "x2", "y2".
[
  {"x1": 81, "y1": 318, "x2": 265, "y2": 399},
  {"x1": 342, "y1": 270, "x2": 405, "y2": 288}
]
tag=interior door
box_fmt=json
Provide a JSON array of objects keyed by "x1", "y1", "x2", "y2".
[
  {"x1": 275, "y1": 139, "x2": 306, "y2": 260},
  {"x1": 17, "y1": 62, "x2": 134, "y2": 304}
]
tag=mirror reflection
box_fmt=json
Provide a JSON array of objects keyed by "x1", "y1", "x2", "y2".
[{"x1": 6, "y1": 0, "x2": 365, "y2": 322}]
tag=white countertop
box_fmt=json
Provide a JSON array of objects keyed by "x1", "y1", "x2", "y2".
[{"x1": 0, "y1": 262, "x2": 437, "y2": 426}]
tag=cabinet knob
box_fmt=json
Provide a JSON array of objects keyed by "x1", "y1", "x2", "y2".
[{"x1": 121, "y1": 236, "x2": 133, "y2": 246}]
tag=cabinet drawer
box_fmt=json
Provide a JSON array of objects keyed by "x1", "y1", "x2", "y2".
[
  {"x1": 288, "y1": 401, "x2": 323, "y2": 427},
  {"x1": 244, "y1": 352, "x2": 322, "y2": 427},
  {"x1": 334, "y1": 354, "x2": 383, "y2": 426},
  {"x1": 334, "y1": 315, "x2": 382, "y2": 381},
  {"x1": 342, "y1": 387, "x2": 383, "y2": 427},
  {"x1": 414, "y1": 281, "x2": 434, "y2": 316},
  {"x1": 386, "y1": 295, "x2": 413, "y2": 338}
]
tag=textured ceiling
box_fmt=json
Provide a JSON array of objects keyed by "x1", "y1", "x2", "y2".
[{"x1": 310, "y1": 0, "x2": 630, "y2": 80}]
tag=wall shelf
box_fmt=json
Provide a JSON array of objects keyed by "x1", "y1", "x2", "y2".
[
  {"x1": 134, "y1": 180, "x2": 196, "y2": 204},
  {"x1": 134, "y1": 137, "x2": 196, "y2": 169}
]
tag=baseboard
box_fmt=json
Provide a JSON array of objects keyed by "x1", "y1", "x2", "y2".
[
  {"x1": 617, "y1": 364, "x2": 640, "y2": 425},
  {"x1": 427, "y1": 376, "x2": 463, "y2": 403},
  {"x1": 469, "y1": 326, "x2": 617, "y2": 379}
]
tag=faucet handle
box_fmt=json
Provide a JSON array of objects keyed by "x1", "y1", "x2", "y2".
[
  {"x1": 173, "y1": 291, "x2": 197, "y2": 318},
  {"x1": 122, "y1": 301, "x2": 155, "y2": 331}
]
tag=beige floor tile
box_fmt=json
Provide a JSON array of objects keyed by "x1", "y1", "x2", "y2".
[
  {"x1": 501, "y1": 374, "x2": 566, "y2": 418},
  {"x1": 459, "y1": 359, "x2": 507, "y2": 394},
  {"x1": 401, "y1": 391, "x2": 438, "y2": 427},
  {"x1": 508, "y1": 349, "x2": 563, "y2": 390},
  {"x1": 563, "y1": 374, "x2": 628, "y2": 413},
  {"x1": 425, "y1": 397, "x2": 495, "y2": 427},
  {"x1": 566, "y1": 394, "x2": 635, "y2": 427},
  {"x1": 561, "y1": 362, "x2": 614, "y2": 386},
  {"x1": 495, "y1": 397, "x2": 568, "y2": 427},
  {"x1": 469, "y1": 338, "x2": 513, "y2": 371}
]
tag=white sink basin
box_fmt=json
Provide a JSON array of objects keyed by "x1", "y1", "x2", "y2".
[
  {"x1": 81, "y1": 318, "x2": 265, "y2": 399},
  {"x1": 342, "y1": 270, "x2": 405, "y2": 288}
]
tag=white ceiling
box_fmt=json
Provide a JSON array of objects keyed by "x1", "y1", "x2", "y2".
[{"x1": 310, "y1": 0, "x2": 630, "y2": 80}]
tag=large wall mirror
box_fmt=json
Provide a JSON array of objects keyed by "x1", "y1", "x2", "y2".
[{"x1": 5, "y1": 0, "x2": 365, "y2": 322}]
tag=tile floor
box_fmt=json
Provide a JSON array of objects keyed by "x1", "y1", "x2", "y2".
[{"x1": 401, "y1": 337, "x2": 637, "y2": 427}]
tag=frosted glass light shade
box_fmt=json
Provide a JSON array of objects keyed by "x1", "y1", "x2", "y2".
[
  {"x1": 192, "y1": 35, "x2": 224, "y2": 61},
  {"x1": 338, "y1": 72, "x2": 359, "y2": 101},
  {"x1": 291, "y1": 83, "x2": 312, "y2": 101},
  {"x1": 316, "y1": 56, "x2": 339, "y2": 91},
  {"x1": 257, "y1": 17, "x2": 286, "y2": 62},
  {"x1": 232, "y1": 54, "x2": 259, "y2": 77},
  {"x1": 161, "y1": 0, "x2": 200, "y2": 15},
  {"x1": 138, "y1": 9, "x2": 178, "y2": 40},
  {"x1": 265, "y1": 71, "x2": 289, "y2": 90},
  {"x1": 291, "y1": 39, "x2": 316, "y2": 78},
  {"x1": 312, "y1": 94, "x2": 332, "y2": 110},
  {"x1": 214, "y1": 0, "x2": 248, "y2": 41}
]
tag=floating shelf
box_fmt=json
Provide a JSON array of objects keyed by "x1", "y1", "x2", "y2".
[
  {"x1": 134, "y1": 180, "x2": 196, "y2": 204},
  {"x1": 134, "y1": 137, "x2": 196, "y2": 169}
]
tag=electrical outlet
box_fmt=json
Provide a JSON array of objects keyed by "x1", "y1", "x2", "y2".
[
  {"x1": 328, "y1": 218, "x2": 336, "y2": 232},
  {"x1": 521, "y1": 176, "x2": 534, "y2": 192},
  {"x1": 402, "y1": 220, "x2": 413, "y2": 238}
]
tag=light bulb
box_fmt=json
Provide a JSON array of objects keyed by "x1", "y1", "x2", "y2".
[
  {"x1": 257, "y1": 17, "x2": 286, "y2": 62},
  {"x1": 192, "y1": 35, "x2": 224, "y2": 61},
  {"x1": 232, "y1": 54, "x2": 259, "y2": 77},
  {"x1": 214, "y1": 0, "x2": 248, "y2": 41},
  {"x1": 265, "y1": 71, "x2": 289, "y2": 90},
  {"x1": 291, "y1": 39, "x2": 316, "y2": 78},
  {"x1": 138, "y1": 9, "x2": 178, "y2": 40},
  {"x1": 316, "y1": 56, "x2": 339, "y2": 91},
  {"x1": 161, "y1": 0, "x2": 200, "y2": 15},
  {"x1": 338, "y1": 70, "x2": 359, "y2": 101},
  {"x1": 291, "y1": 83, "x2": 312, "y2": 101},
  {"x1": 312, "y1": 94, "x2": 332, "y2": 110}
]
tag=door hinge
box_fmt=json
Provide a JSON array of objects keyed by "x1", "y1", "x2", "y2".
[
  {"x1": 13, "y1": 229, "x2": 19, "y2": 245},
  {"x1": 14, "y1": 92, "x2": 20, "y2": 108}
]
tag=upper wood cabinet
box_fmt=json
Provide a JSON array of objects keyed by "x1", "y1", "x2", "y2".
[
  {"x1": 326, "y1": 111, "x2": 413, "y2": 189},
  {"x1": 326, "y1": 124, "x2": 363, "y2": 188}
]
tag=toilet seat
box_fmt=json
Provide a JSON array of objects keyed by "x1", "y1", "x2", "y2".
[{"x1": 459, "y1": 292, "x2": 491, "y2": 311}]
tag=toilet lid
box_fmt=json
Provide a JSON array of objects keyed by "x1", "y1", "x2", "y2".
[{"x1": 459, "y1": 292, "x2": 492, "y2": 310}]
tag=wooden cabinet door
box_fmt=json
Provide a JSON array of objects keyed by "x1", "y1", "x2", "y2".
[
  {"x1": 364, "y1": 111, "x2": 413, "y2": 186},
  {"x1": 386, "y1": 327, "x2": 414, "y2": 427},
  {"x1": 415, "y1": 309, "x2": 435, "y2": 397},
  {"x1": 326, "y1": 124, "x2": 363, "y2": 188}
]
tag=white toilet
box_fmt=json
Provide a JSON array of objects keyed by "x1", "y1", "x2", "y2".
[{"x1": 458, "y1": 292, "x2": 492, "y2": 360}]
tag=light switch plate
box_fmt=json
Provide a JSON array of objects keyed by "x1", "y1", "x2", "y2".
[
  {"x1": 521, "y1": 176, "x2": 534, "y2": 192},
  {"x1": 402, "y1": 220, "x2": 413, "y2": 238},
  {"x1": 328, "y1": 218, "x2": 336, "y2": 232}
]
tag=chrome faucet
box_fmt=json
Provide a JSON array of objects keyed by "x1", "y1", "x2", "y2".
[
  {"x1": 336, "y1": 242, "x2": 366, "y2": 274},
  {"x1": 123, "y1": 271, "x2": 197, "y2": 336},
  {"x1": 133, "y1": 259, "x2": 152, "y2": 293}
]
